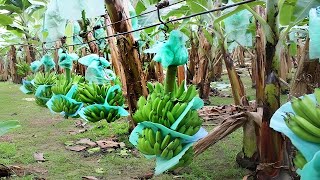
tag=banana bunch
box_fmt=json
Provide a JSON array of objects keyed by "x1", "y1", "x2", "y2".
[
  {"x1": 293, "y1": 151, "x2": 307, "y2": 170},
  {"x1": 176, "y1": 110, "x2": 202, "y2": 136},
  {"x1": 147, "y1": 81, "x2": 197, "y2": 103},
  {"x1": 284, "y1": 95, "x2": 320, "y2": 143},
  {"x1": 136, "y1": 128, "x2": 183, "y2": 159},
  {"x1": 52, "y1": 74, "x2": 85, "y2": 95},
  {"x1": 107, "y1": 88, "x2": 125, "y2": 106},
  {"x1": 33, "y1": 72, "x2": 56, "y2": 86},
  {"x1": 51, "y1": 96, "x2": 81, "y2": 115},
  {"x1": 51, "y1": 79, "x2": 73, "y2": 95},
  {"x1": 169, "y1": 146, "x2": 194, "y2": 170},
  {"x1": 133, "y1": 94, "x2": 188, "y2": 128},
  {"x1": 76, "y1": 83, "x2": 110, "y2": 104},
  {"x1": 84, "y1": 106, "x2": 120, "y2": 123},
  {"x1": 35, "y1": 88, "x2": 52, "y2": 107}
]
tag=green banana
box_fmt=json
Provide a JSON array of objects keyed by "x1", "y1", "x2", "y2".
[
  {"x1": 156, "y1": 131, "x2": 162, "y2": 143},
  {"x1": 175, "y1": 80, "x2": 185, "y2": 99},
  {"x1": 298, "y1": 96, "x2": 320, "y2": 126},
  {"x1": 148, "y1": 128, "x2": 156, "y2": 145},
  {"x1": 161, "y1": 134, "x2": 171, "y2": 150},
  {"x1": 173, "y1": 144, "x2": 183, "y2": 156},
  {"x1": 147, "y1": 82, "x2": 154, "y2": 93},
  {"x1": 160, "y1": 148, "x2": 169, "y2": 159},
  {"x1": 288, "y1": 113, "x2": 320, "y2": 137},
  {"x1": 167, "y1": 111, "x2": 176, "y2": 125},
  {"x1": 315, "y1": 88, "x2": 320, "y2": 105},
  {"x1": 174, "y1": 103, "x2": 187, "y2": 119},
  {"x1": 154, "y1": 142, "x2": 162, "y2": 156},
  {"x1": 137, "y1": 96, "x2": 147, "y2": 108},
  {"x1": 285, "y1": 118, "x2": 320, "y2": 143},
  {"x1": 166, "y1": 150, "x2": 174, "y2": 159}
]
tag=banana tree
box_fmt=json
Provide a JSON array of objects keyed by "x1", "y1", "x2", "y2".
[{"x1": 225, "y1": 0, "x2": 320, "y2": 178}]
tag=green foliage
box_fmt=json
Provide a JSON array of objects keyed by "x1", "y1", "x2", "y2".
[
  {"x1": 0, "y1": 120, "x2": 20, "y2": 136},
  {"x1": 0, "y1": 14, "x2": 13, "y2": 26},
  {"x1": 279, "y1": 0, "x2": 320, "y2": 26},
  {"x1": 16, "y1": 60, "x2": 31, "y2": 76}
]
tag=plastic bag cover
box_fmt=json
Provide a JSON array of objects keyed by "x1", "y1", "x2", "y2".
[
  {"x1": 144, "y1": 30, "x2": 189, "y2": 68},
  {"x1": 309, "y1": 7, "x2": 320, "y2": 60},
  {"x1": 57, "y1": 0, "x2": 105, "y2": 20}
]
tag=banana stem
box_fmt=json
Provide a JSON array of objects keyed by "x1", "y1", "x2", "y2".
[
  {"x1": 165, "y1": 65, "x2": 177, "y2": 94},
  {"x1": 65, "y1": 68, "x2": 71, "y2": 82}
]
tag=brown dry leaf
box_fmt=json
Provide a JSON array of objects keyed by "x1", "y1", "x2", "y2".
[
  {"x1": 68, "y1": 129, "x2": 87, "y2": 135},
  {"x1": 76, "y1": 138, "x2": 97, "y2": 147},
  {"x1": 66, "y1": 145, "x2": 87, "y2": 152},
  {"x1": 34, "y1": 152, "x2": 46, "y2": 162},
  {"x1": 96, "y1": 140, "x2": 119, "y2": 149},
  {"x1": 82, "y1": 176, "x2": 99, "y2": 180}
]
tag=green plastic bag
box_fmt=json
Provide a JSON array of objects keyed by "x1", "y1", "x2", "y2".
[
  {"x1": 93, "y1": 19, "x2": 107, "y2": 50},
  {"x1": 309, "y1": 7, "x2": 320, "y2": 60},
  {"x1": 58, "y1": 49, "x2": 79, "y2": 69},
  {"x1": 30, "y1": 60, "x2": 42, "y2": 73},
  {"x1": 41, "y1": 54, "x2": 55, "y2": 72},
  {"x1": 298, "y1": 150, "x2": 320, "y2": 180},
  {"x1": 73, "y1": 21, "x2": 83, "y2": 45},
  {"x1": 78, "y1": 54, "x2": 115, "y2": 84},
  {"x1": 144, "y1": 30, "x2": 189, "y2": 68}
]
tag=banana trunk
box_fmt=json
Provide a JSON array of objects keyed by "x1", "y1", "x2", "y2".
[
  {"x1": 105, "y1": 0, "x2": 148, "y2": 129},
  {"x1": 257, "y1": 1, "x2": 284, "y2": 178}
]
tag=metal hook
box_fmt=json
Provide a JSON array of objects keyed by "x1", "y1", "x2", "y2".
[{"x1": 156, "y1": 1, "x2": 169, "y2": 38}]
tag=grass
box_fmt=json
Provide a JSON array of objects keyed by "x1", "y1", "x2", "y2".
[{"x1": 0, "y1": 72, "x2": 290, "y2": 179}]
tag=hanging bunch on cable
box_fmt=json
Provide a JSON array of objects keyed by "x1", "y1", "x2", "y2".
[
  {"x1": 129, "y1": 30, "x2": 207, "y2": 175},
  {"x1": 75, "y1": 54, "x2": 129, "y2": 123},
  {"x1": 46, "y1": 49, "x2": 84, "y2": 118},
  {"x1": 20, "y1": 54, "x2": 57, "y2": 107}
]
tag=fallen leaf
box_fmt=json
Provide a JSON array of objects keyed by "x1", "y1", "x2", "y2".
[
  {"x1": 66, "y1": 145, "x2": 87, "y2": 152},
  {"x1": 118, "y1": 149, "x2": 129, "y2": 157},
  {"x1": 34, "y1": 152, "x2": 46, "y2": 162},
  {"x1": 95, "y1": 168, "x2": 104, "y2": 174},
  {"x1": 87, "y1": 147, "x2": 101, "y2": 154},
  {"x1": 96, "y1": 140, "x2": 119, "y2": 149},
  {"x1": 76, "y1": 138, "x2": 96, "y2": 147},
  {"x1": 82, "y1": 176, "x2": 99, "y2": 180},
  {"x1": 119, "y1": 142, "x2": 126, "y2": 148},
  {"x1": 64, "y1": 141, "x2": 75, "y2": 146},
  {"x1": 22, "y1": 98, "x2": 35, "y2": 102},
  {"x1": 68, "y1": 129, "x2": 87, "y2": 135}
]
